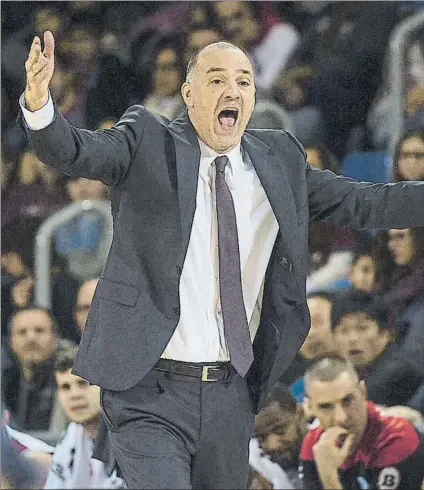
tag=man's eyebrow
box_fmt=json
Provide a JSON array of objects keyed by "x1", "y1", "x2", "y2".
[{"x1": 206, "y1": 67, "x2": 252, "y2": 76}]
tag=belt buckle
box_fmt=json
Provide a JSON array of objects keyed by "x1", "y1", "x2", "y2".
[{"x1": 202, "y1": 365, "x2": 216, "y2": 382}]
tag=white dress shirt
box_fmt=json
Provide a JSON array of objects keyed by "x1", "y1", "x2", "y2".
[
  {"x1": 163, "y1": 140, "x2": 279, "y2": 361},
  {"x1": 20, "y1": 95, "x2": 279, "y2": 362}
]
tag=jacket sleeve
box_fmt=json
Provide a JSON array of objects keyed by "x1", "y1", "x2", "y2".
[
  {"x1": 17, "y1": 100, "x2": 149, "y2": 186},
  {"x1": 305, "y1": 163, "x2": 424, "y2": 230}
]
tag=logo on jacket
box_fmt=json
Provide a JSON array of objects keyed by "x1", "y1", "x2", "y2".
[{"x1": 377, "y1": 467, "x2": 400, "y2": 489}]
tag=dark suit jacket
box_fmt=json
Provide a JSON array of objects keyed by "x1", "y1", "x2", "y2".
[
  {"x1": 19, "y1": 104, "x2": 424, "y2": 412},
  {"x1": 361, "y1": 344, "x2": 424, "y2": 407}
]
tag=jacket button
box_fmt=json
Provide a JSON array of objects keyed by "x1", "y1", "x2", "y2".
[
  {"x1": 173, "y1": 306, "x2": 180, "y2": 315},
  {"x1": 176, "y1": 266, "x2": 182, "y2": 275}
]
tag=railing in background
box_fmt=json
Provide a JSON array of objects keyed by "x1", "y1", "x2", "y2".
[
  {"x1": 34, "y1": 200, "x2": 113, "y2": 309},
  {"x1": 30, "y1": 200, "x2": 113, "y2": 444},
  {"x1": 389, "y1": 11, "x2": 424, "y2": 155}
]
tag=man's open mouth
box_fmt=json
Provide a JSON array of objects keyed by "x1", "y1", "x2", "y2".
[{"x1": 218, "y1": 109, "x2": 239, "y2": 129}]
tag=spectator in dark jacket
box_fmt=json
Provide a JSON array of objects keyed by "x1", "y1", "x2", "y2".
[
  {"x1": 331, "y1": 292, "x2": 423, "y2": 407},
  {"x1": 2, "y1": 307, "x2": 59, "y2": 431}
]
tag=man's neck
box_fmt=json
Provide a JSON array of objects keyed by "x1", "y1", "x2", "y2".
[{"x1": 82, "y1": 416, "x2": 100, "y2": 440}]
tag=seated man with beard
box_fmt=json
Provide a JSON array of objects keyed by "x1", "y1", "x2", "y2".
[{"x1": 249, "y1": 384, "x2": 307, "y2": 489}]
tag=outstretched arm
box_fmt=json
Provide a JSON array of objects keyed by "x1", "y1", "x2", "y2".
[{"x1": 306, "y1": 163, "x2": 424, "y2": 230}]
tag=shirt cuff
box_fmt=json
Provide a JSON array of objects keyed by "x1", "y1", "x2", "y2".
[{"x1": 19, "y1": 91, "x2": 55, "y2": 130}]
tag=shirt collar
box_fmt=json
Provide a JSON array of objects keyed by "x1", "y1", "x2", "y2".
[{"x1": 197, "y1": 138, "x2": 243, "y2": 180}]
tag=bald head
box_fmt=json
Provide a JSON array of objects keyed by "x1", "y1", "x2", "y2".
[{"x1": 185, "y1": 41, "x2": 249, "y2": 82}]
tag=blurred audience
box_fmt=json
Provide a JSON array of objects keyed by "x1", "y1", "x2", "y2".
[
  {"x1": 374, "y1": 227, "x2": 424, "y2": 372},
  {"x1": 281, "y1": 292, "x2": 334, "y2": 401},
  {"x1": 209, "y1": 1, "x2": 300, "y2": 95},
  {"x1": 142, "y1": 37, "x2": 185, "y2": 119},
  {"x1": 1, "y1": 150, "x2": 69, "y2": 227},
  {"x1": 54, "y1": 176, "x2": 109, "y2": 281},
  {"x1": 287, "y1": 3, "x2": 400, "y2": 158},
  {"x1": 368, "y1": 35, "x2": 424, "y2": 151},
  {"x1": 272, "y1": 67, "x2": 324, "y2": 145},
  {"x1": 49, "y1": 58, "x2": 87, "y2": 128},
  {"x1": 331, "y1": 292, "x2": 423, "y2": 406},
  {"x1": 305, "y1": 145, "x2": 356, "y2": 292},
  {"x1": 184, "y1": 25, "x2": 222, "y2": 66},
  {"x1": 74, "y1": 277, "x2": 99, "y2": 336},
  {"x1": 346, "y1": 245, "x2": 377, "y2": 294},
  {"x1": 393, "y1": 129, "x2": 424, "y2": 182}
]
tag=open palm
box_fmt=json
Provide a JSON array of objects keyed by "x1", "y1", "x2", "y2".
[{"x1": 25, "y1": 31, "x2": 55, "y2": 110}]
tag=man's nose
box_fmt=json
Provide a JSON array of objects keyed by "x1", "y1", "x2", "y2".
[
  {"x1": 346, "y1": 330, "x2": 360, "y2": 343},
  {"x1": 25, "y1": 329, "x2": 38, "y2": 342},
  {"x1": 334, "y1": 405, "x2": 348, "y2": 426},
  {"x1": 223, "y1": 80, "x2": 241, "y2": 99},
  {"x1": 69, "y1": 388, "x2": 84, "y2": 399}
]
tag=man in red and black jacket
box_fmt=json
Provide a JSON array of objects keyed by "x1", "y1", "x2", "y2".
[{"x1": 298, "y1": 356, "x2": 424, "y2": 489}]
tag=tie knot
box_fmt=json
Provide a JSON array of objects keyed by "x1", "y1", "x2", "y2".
[{"x1": 215, "y1": 155, "x2": 229, "y2": 173}]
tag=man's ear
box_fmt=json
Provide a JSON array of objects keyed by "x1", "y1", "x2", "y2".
[
  {"x1": 296, "y1": 403, "x2": 305, "y2": 423},
  {"x1": 303, "y1": 396, "x2": 312, "y2": 419},
  {"x1": 181, "y1": 82, "x2": 193, "y2": 107}
]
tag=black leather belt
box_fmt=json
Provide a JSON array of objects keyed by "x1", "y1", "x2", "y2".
[{"x1": 154, "y1": 358, "x2": 233, "y2": 382}]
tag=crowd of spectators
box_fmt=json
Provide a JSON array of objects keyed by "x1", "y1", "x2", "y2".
[{"x1": 1, "y1": 1, "x2": 424, "y2": 488}]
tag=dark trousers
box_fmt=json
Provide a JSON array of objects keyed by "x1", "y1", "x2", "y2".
[{"x1": 100, "y1": 363, "x2": 255, "y2": 489}]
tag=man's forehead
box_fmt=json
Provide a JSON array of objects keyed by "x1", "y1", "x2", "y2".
[
  {"x1": 197, "y1": 46, "x2": 252, "y2": 73},
  {"x1": 338, "y1": 312, "x2": 372, "y2": 326},
  {"x1": 309, "y1": 375, "x2": 357, "y2": 400},
  {"x1": 12, "y1": 310, "x2": 52, "y2": 327}
]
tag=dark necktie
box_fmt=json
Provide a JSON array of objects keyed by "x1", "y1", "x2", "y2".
[{"x1": 214, "y1": 155, "x2": 254, "y2": 377}]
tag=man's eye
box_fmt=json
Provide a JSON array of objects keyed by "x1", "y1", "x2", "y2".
[
  {"x1": 211, "y1": 79, "x2": 222, "y2": 84},
  {"x1": 239, "y1": 81, "x2": 250, "y2": 87}
]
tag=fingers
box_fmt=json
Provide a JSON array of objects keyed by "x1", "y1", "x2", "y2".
[
  {"x1": 340, "y1": 433, "x2": 354, "y2": 458},
  {"x1": 43, "y1": 31, "x2": 55, "y2": 58},
  {"x1": 25, "y1": 36, "x2": 42, "y2": 75},
  {"x1": 27, "y1": 36, "x2": 41, "y2": 64},
  {"x1": 321, "y1": 426, "x2": 348, "y2": 440}
]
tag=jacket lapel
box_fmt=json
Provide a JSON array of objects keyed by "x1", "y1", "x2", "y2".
[
  {"x1": 242, "y1": 133, "x2": 299, "y2": 248},
  {"x1": 169, "y1": 111, "x2": 201, "y2": 252},
  {"x1": 168, "y1": 115, "x2": 300, "y2": 276}
]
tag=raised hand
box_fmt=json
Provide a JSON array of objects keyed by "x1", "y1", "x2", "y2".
[
  {"x1": 313, "y1": 426, "x2": 354, "y2": 469},
  {"x1": 25, "y1": 31, "x2": 55, "y2": 111}
]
